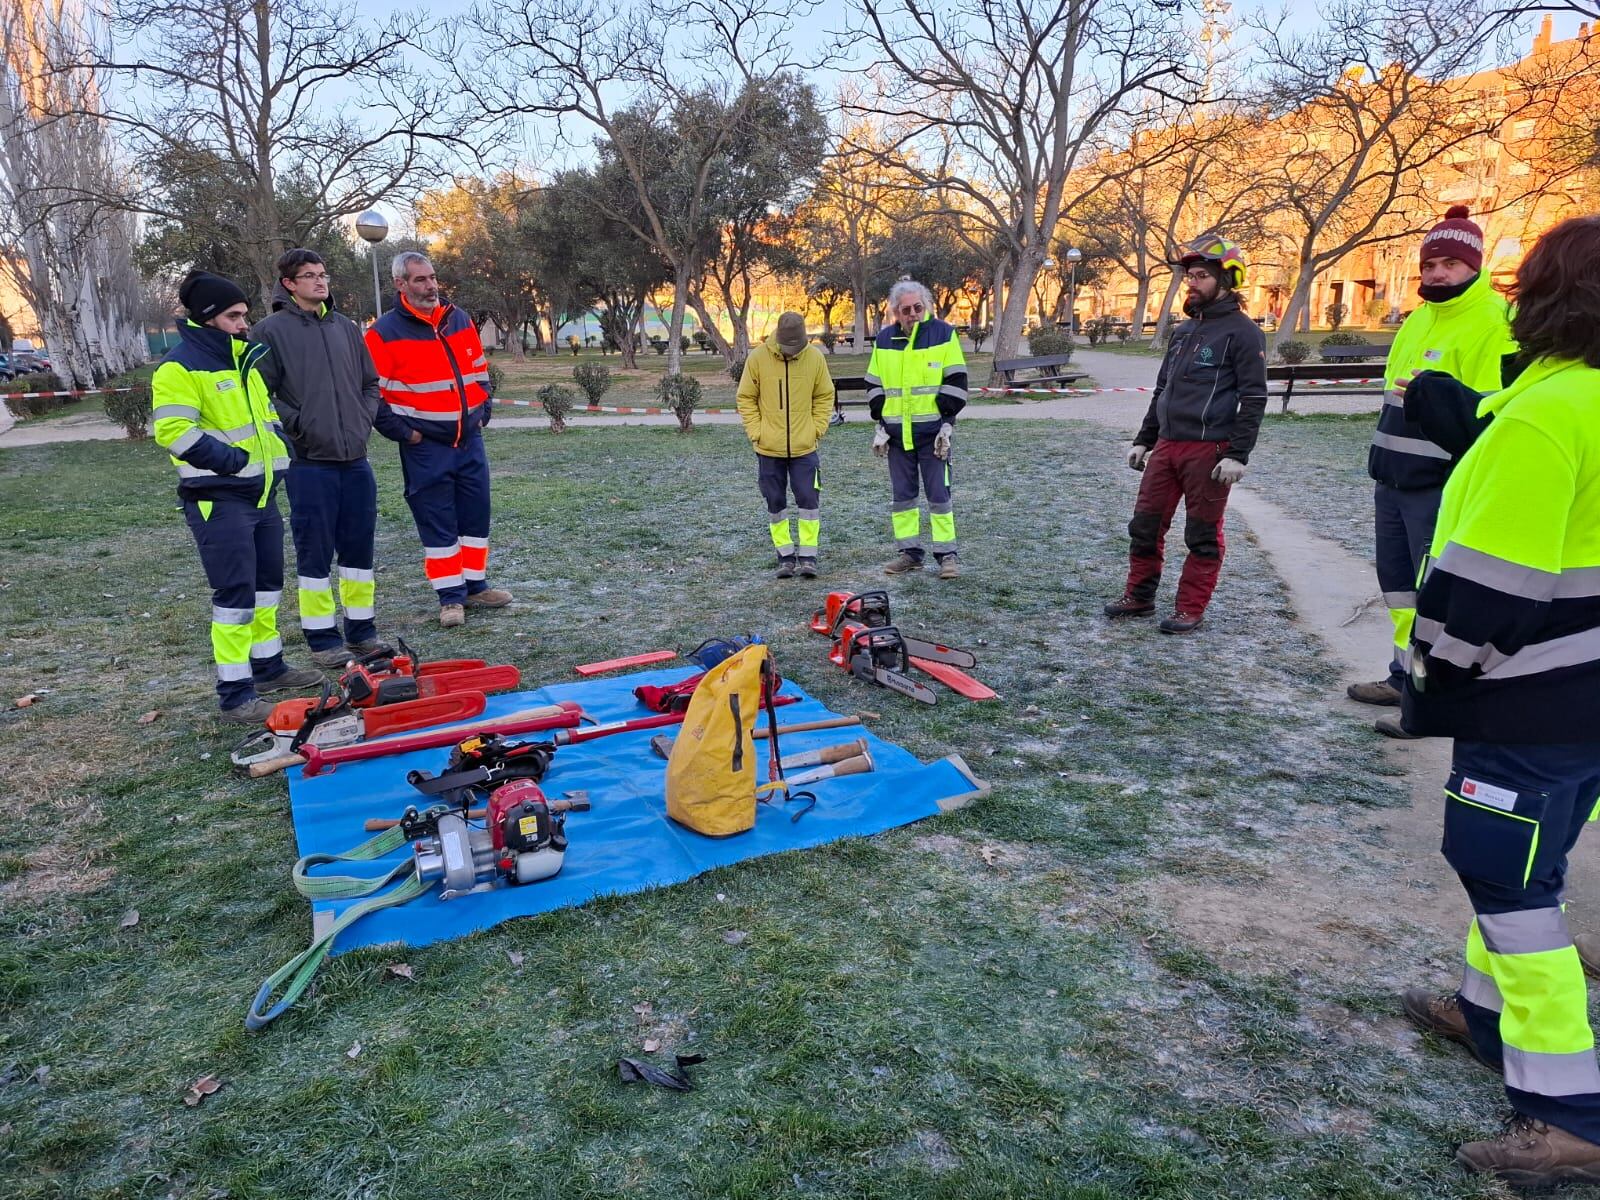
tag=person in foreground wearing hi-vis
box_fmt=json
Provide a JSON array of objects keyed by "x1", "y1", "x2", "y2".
[{"x1": 1396, "y1": 215, "x2": 1600, "y2": 1188}]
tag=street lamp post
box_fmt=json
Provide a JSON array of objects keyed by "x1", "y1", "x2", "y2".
[
  {"x1": 354, "y1": 210, "x2": 389, "y2": 320},
  {"x1": 1066, "y1": 247, "x2": 1083, "y2": 335}
]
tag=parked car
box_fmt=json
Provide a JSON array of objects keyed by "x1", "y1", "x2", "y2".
[
  {"x1": 0, "y1": 353, "x2": 12, "y2": 381},
  {"x1": 11, "y1": 352, "x2": 47, "y2": 375}
]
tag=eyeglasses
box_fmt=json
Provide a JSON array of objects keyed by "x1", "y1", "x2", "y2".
[
  {"x1": 1183, "y1": 270, "x2": 1214, "y2": 283},
  {"x1": 294, "y1": 271, "x2": 330, "y2": 283},
  {"x1": 896, "y1": 303, "x2": 925, "y2": 315}
]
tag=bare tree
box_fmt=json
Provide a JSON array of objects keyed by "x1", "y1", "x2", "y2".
[
  {"x1": 1247, "y1": 0, "x2": 1596, "y2": 338},
  {"x1": 464, "y1": 0, "x2": 826, "y2": 375},
  {"x1": 0, "y1": 0, "x2": 145, "y2": 386},
  {"x1": 81, "y1": 0, "x2": 480, "y2": 304},
  {"x1": 841, "y1": 0, "x2": 1198, "y2": 361}
]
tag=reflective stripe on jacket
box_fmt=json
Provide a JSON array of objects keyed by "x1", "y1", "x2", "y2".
[
  {"x1": 1369, "y1": 272, "x2": 1516, "y2": 490},
  {"x1": 152, "y1": 320, "x2": 288, "y2": 506},
  {"x1": 1403, "y1": 357, "x2": 1600, "y2": 743},
  {"x1": 366, "y1": 296, "x2": 492, "y2": 449},
  {"x1": 736, "y1": 335, "x2": 835, "y2": 458},
  {"x1": 864, "y1": 317, "x2": 967, "y2": 449}
]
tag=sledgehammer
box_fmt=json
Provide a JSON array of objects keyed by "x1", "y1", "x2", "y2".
[{"x1": 783, "y1": 751, "x2": 874, "y2": 787}]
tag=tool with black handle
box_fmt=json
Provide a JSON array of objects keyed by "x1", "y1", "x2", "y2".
[{"x1": 847, "y1": 626, "x2": 938, "y2": 704}]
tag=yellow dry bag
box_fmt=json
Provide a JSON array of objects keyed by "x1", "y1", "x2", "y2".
[{"x1": 665, "y1": 643, "x2": 782, "y2": 836}]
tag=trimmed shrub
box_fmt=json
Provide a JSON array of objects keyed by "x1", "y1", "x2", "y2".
[
  {"x1": 536, "y1": 383, "x2": 577, "y2": 433},
  {"x1": 2, "y1": 373, "x2": 68, "y2": 418},
  {"x1": 727, "y1": 355, "x2": 748, "y2": 385},
  {"x1": 1026, "y1": 327, "x2": 1073, "y2": 359},
  {"x1": 657, "y1": 372, "x2": 702, "y2": 432},
  {"x1": 1324, "y1": 301, "x2": 1348, "y2": 331},
  {"x1": 1277, "y1": 340, "x2": 1311, "y2": 364},
  {"x1": 819, "y1": 330, "x2": 837, "y2": 353},
  {"x1": 571, "y1": 361, "x2": 613, "y2": 405},
  {"x1": 969, "y1": 325, "x2": 991, "y2": 351},
  {"x1": 104, "y1": 385, "x2": 152, "y2": 439},
  {"x1": 1317, "y1": 331, "x2": 1370, "y2": 360},
  {"x1": 486, "y1": 361, "x2": 505, "y2": 398}
]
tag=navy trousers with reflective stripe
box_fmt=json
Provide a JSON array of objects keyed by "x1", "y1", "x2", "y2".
[
  {"x1": 887, "y1": 422, "x2": 954, "y2": 563},
  {"x1": 1373, "y1": 482, "x2": 1439, "y2": 687},
  {"x1": 399, "y1": 435, "x2": 492, "y2": 607},
  {"x1": 182, "y1": 495, "x2": 286, "y2": 709},
  {"x1": 286, "y1": 459, "x2": 378, "y2": 650},
  {"x1": 758, "y1": 451, "x2": 820, "y2": 563},
  {"x1": 1449, "y1": 739, "x2": 1600, "y2": 1144}
]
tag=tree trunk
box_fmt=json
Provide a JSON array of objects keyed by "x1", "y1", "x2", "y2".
[
  {"x1": 1277, "y1": 269, "x2": 1316, "y2": 348},
  {"x1": 687, "y1": 291, "x2": 734, "y2": 360},
  {"x1": 1131, "y1": 276, "x2": 1152, "y2": 340},
  {"x1": 666, "y1": 262, "x2": 691, "y2": 375},
  {"x1": 1150, "y1": 273, "x2": 1185, "y2": 348},
  {"x1": 992, "y1": 253, "x2": 1042, "y2": 362},
  {"x1": 543, "y1": 301, "x2": 559, "y2": 356},
  {"x1": 850, "y1": 271, "x2": 868, "y2": 350}
]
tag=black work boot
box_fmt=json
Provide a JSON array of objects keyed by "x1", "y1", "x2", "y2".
[
  {"x1": 1104, "y1": 594, "x2": 1155, "y2": 618},
  {"x1": 797, "y1": 558, "x2": 818, "y2": 579},
  {"x1": 775, "y1": 556, "x2": 797, "y2": 579}
]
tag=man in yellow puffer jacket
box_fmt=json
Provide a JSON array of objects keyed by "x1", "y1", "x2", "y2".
[{"x1": 736, "y1": 312, "x2": 836, "y2": 578}]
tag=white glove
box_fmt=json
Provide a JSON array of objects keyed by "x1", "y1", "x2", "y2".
[
  {"x1": 1126, "y1": 443, "x2": 1150, "y2": 471},
  {"x1": 872, "y1": 425, "x2": 891, "y2": 458},
  {"x1": 1211, "y1": 457, "x2": 1246, "y2": 485},
  {"x1": 933, "y1": 422, "x2": 953, "y2": 460}
]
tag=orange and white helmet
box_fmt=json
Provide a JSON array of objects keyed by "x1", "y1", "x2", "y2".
[{"x1": 1178, "y1": 236, "x2": 1247, "y2": 289}]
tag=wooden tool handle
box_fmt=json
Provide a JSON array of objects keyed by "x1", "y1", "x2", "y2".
[
  {"x1": 753, "y1": 714, "x2": 863, "y2": 740},
  {"x1": 827, "y1": 752, "x2": 875, "y2": 778},
  {"x1": 778, "y1": 738, "x2": 869, "y2": 770},
  {"x1": 364, "y1": 806, "x2": 487, "y2": 832},
  {"x1": 248, "y1": 753, "x2": 306, "y2": 779}
]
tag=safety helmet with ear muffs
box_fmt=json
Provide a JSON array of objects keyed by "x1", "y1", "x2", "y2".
[{"x1": 1177, "y1": 236, "x2": 1247, "y2": 290}]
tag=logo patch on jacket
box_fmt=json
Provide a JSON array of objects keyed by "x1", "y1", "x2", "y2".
[
  {"x1": 1197, "y1": 346, "x2": 1215, "y2": 364},
  {"x1": 216, "y1": 379, "x2": 237, "y2": 391},
  {"x1": 1424, "y1": 349, "x2": 1442, "y2": 362}
]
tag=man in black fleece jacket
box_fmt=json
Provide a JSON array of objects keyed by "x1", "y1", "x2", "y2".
[
  {"x1": 250, "y1": 248, "x2": 389, "y2": 668},
  {"x1": 1105, "y1": 236, "x2": 1268, "y2": 633}
]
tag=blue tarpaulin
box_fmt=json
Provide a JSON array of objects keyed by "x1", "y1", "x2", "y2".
[{"x1": 286, "y1": 668, "x2": 989, "y2": 954}]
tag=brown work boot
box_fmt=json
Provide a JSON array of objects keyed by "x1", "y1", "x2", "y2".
[
  {"x1": 439, "y1": 603, "x2": 466, "y2": 628},
  {"x1": 1457, "y1": 1115, "x2": 1600, "y2": 1186},
  {"x1": 1103, "y1": 594, "x2": 1155, "y2": 618},
  {"x1": 937, "y1": 555, "x2": 961, "y2": 580},
  {"x1": 256, "y1": 665, "x2": 325, "y2": 694},
  {"x1": 775, "y1": 557, "x2": 796, "y2": 579},
  {"x1": 797, "y1": 558, "x2": 818, "y2": 580},
  {"x1": 1159, "y1": 611, "x2": 1204, "y2": 634},
  {"x1": 1576, "y1": 933, "x2": 1600, "y2": 978},
  {"x1": 310, "y1": 646, "x2": 353, "y2": 670},
  {"x1": 218, "y1": 697, "x2": 272, "y2": 725},
  {"x1": 884, "y1": 552, "x2": 922, "y2": 575},
  {"x1": 1376, "y1": 714, "x2": 1421, "y2": 739},
  {"x1": 1401, "y1": 987, "x2": 1498, "y2": 1070},
  {"x1": 465, "y1": 587, "x2": 513, "y2": 609},
  {"x1": 1347, "y1": 679, "x2": 1401, "y2": 706}
]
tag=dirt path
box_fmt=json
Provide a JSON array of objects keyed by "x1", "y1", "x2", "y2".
[{"x1": 1159, "y1": 485, "x2": 1600, "y2": 979}]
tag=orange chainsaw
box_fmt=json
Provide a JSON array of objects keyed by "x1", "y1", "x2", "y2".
[
  {"x1": 336, "y1": 637, "x2": 521, "y2": 707},
  {"x1": 810, "y1": 590, "x2": 997, "y2": 701}
]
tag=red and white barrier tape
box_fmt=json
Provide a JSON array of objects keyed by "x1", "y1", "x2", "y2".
[
  {"x1": 493, "y1": 398, "x2": 736, "y2": 415},
  {"x1": 5, "y1": 386, "x2": 142, "y2": 400}
]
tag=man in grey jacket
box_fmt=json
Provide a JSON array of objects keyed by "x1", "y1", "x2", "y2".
[{"x1": 250, "y1": 248, "x2": 388, "y2": 668}]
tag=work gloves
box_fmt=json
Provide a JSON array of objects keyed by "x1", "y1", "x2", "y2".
[
  {"x1": 1211, "y1": 457, "x2": 1246, "y2": 485},
  {"x1": 933, "y1": 423, "x2": 953, "y2": 460},
  {"x1": 872, "y1": 425, "x2": 891, "y2": 458},
  {"x1": 1126, "y1": 443, "x2": 1150, "y2": 471}
]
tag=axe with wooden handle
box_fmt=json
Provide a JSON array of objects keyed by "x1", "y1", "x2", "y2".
[{"x1": 783, "y1": 752, "x2": 874, "y2": 788}]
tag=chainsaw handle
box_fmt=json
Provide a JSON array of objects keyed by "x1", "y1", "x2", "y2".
[
  {"x1": 248, "y1": 753, "x2": 306, "y2": 779},
  {"x1": 365, "y1": 806, "x2": 485, "y2": 832}
]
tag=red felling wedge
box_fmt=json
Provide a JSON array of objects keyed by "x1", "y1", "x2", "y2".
[{"x1": 574, "y1": 650, "x2": 678, "y2": 676}]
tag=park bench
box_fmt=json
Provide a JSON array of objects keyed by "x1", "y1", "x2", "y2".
[
  {"x1": 989, "y1": 354, "x2": 1086, "y2": 390},
  {"x1": 1266, "y1": 355, "x2": 1388, "y2": 412}
]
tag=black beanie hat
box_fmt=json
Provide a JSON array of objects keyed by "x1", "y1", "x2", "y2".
[{"x1": 178, "y1": 270, "x2": 249, "y2": 323}]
